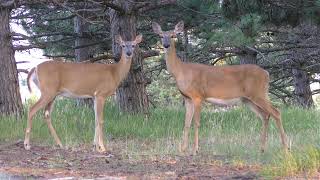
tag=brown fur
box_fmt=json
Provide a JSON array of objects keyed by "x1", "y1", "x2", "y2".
[
  {"x1": 153, "y1": 21, "x2": 288, "y2": 154},
  {"x1": 24, "y1": 35, "x2": 143, "y2": 153}
]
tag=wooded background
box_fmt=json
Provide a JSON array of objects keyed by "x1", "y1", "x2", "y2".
[{"x1": 1, "y1": 0, "x2": 320, "y2": 116}]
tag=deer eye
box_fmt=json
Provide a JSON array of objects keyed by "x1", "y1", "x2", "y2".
[
  {"x1": 132, "y1": 45, "x2": 135, "y2": 48},
  {"x1": 121, "y1": 45, "x2": 125, "y2": 47}
]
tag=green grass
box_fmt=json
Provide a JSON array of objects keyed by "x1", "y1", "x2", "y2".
[{"x1": 0, "y1": 99, "x2": 319, "y2": 178}]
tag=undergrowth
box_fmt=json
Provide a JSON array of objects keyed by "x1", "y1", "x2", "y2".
[{"x1": 0, "y1": 99, "x2": 319, "y2": 178}]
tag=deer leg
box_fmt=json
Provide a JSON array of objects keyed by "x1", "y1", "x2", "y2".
[
  {"x1": 24, "y1": 95, "x2": 52, "y2": 150},
  {"x1": 192, "y1": 100, "x2": 202, "y2": 155},
  {"x1": 93, "y1": 96, "x2": 106, "y2": 153},
  {"x1": 94, "y1": 114, "x2": 98, "y2": 148},
  {"x1": 180, "y1": 98, "x2": 194, "y2": 153},
  {"x1": 248, "y1": 97, "x2": 288, "y2": 151},
  {"x1": 44, "y1": 100, "x2": 62, "y2": 148},
  {"x1": 243, "y1": 98, "x2": 270, "y2": 152},
  {"x1": 271, "y1": 106, "x2": 288, "y2": 151}
]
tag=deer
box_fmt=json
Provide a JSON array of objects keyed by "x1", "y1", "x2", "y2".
[
  {"x1": 24, "y1": 34, "x2": 143, "y2": 153},
  {"x1": 152, "y1": 21, "x2": 288, "y2": 155}
]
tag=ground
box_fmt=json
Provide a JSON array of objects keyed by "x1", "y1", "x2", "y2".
[{"x1": 0, "y1": 141, "x2": 260, "y2": 179}]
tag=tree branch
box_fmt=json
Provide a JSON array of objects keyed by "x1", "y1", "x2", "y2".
[
  {"x1": 137, "y1": 0, "x2": 177, "y2": 13},
  {"x1": 86, "y1": 54, "x2": 114, "y2": 63},
  {"x1": 16, "y1": 61, "x2": 30, "y2": 64},
  {"x1": 73, "y1": 41, "x2": 105, "y2": 49},
  {"x1": 142, "y1": 50, "x2": 159, "y2": 59},
  {"x1": 18, "y1": 69, "x2": 29, "y2": 74},
  {"x1": 14, "y1": 44, "x2": 46, "y2": 51},
  {"x1": 210, "y1": 47, "x2": 243, "y2": 55},
  {"x1": 12, "y1": 32, "x2": 75, "y2": 40},
  {"x1": 0, "y1": 0, "x2": 15, "y2": 8},
  {"x1": 90, "y1": 0, "x2": 126, "y2": 14},
  {"x1": 43, "y1": 54, "x2": 75, "y2": 59},
  {"x1": 43, "y1": 14, "x2": 76, "y2": 21},
  {"x1": 259, "y1": 44, "x2": 320, "y2": 53}
]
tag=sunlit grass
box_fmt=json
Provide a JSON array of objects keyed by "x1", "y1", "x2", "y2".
[{"x1": 0, "y1": 99, "x2": 319, "y2": 178}]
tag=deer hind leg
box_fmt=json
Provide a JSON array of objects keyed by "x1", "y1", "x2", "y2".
[
  {"x1": 192, "y1": 99, "x2": 202, "y2": 155},
  {"x1": 242, "y1": 98, "x2": 270, "y2": 152},
  {"x1": 93, "y1": 96, "x2": 106, "y2": 153},
  {"x1": 247, "y1": 97, "x2": 288, "y2": 151},
  {"x1": 44, "y1": 100, "x2": 62, "y2": 148},
  {"x1": 180, "y1": 97, "x2": 194, "y2": 154},
  {"x1": 24, "y1": 95, "x2": 53, "y2": 150}
]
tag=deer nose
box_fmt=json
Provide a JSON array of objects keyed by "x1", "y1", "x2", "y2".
[
  {"x1": 164, "y1": 44, "x2": 170, "y2": 48},
  {"x1": 126, "y1": 52, "x2": 132, "y2": 56}
]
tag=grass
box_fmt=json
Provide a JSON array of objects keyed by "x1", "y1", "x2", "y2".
[{"x1": 0, "y1": 98, "x2": 319, "y2": 178}]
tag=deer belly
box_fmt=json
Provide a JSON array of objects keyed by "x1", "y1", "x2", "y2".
[
  {"x1": 205, "y1": 97, "x2": 241, "y2": 106},
  {"x1": 60, "y1": 89, "x2": 93, "y2": 99}
]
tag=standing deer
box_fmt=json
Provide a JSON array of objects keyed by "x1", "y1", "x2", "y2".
[
  {"x1": 24, "y1": 35, "x2": 143, "y2": 153},
  {"x1": 152, "y1": 21, "x2": 288, "y2": 155}
]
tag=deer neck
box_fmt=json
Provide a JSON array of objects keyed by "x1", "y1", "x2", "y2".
[
  {"x1": 164, "y1": 39, "x2": 182, "y2": 78},
  {"x1": 114, "y1": 52, "x2": 132, "y2": 83}
]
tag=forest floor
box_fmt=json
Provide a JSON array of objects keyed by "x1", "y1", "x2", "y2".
[
  {"x1": 0, "y1": 140, "x2": 260, "y2": 179},
  {"x1": 1, "y1": 104, "x2": 319, "y2": 179}
]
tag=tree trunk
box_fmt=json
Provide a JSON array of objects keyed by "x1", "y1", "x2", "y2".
[
  {"x1": 179, "y1": 29, "x2": 189, "y2": 62},
  {"x1": 239, "y1": 48, "x2": 257, "y2": 64},
  {"x1": 74, "y1": 13, "x2": 93, "y2": 107},
  {"x1": 292, "y1": 68, "x2": 314, "y2": 108},
  {"x1": 109, "y1": 0, "x2": 149, "y2": 114},
  {"x1": 0, "y1": 6, "x2": 23, "y2": 116}
]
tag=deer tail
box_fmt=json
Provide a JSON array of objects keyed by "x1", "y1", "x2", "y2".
[{"x1": 27, "y1": 67, "x2": 36, "y2": 92}]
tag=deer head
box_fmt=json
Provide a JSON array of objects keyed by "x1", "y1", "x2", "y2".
[
  {"x1": 115, "y1": 34, "x2": 143, "y2": 59},
  {"x1": 152, "y1": 21, "x2": 184, "y2": 49}
]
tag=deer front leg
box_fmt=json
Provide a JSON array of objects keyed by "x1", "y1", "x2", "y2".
[
  {"x1": 180, "y1": 98, "x2": 194, "y2": 154},
  {"x1": 192, "y1": 101, "x2": 202, "y2": 155},
  {"x1": 93, "y1": 111, "x2": 98, "y2": 148},
  {"x1": 93, "y1": 96, "x2": 106, "y2": 153},
  {"x1": 260, "y1": 115, "x2": 270, "y2": 153}
]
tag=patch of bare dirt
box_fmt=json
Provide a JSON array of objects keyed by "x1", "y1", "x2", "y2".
[{"x1": 0, "y1": 141, "x2": 260, "y2": 179}]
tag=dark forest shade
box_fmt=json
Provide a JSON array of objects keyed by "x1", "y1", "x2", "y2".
[{"x1": 0, "y1": 5, "x2": 23, "y2": 116}]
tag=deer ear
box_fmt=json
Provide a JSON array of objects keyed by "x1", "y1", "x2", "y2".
[
  {"x1": 174, "y1": 21, "x2": 184, "y2": 34},
  {"x1": 115, "y1": 35, "x2": 123, "y2": 44},
  {"x1": 152, "y1": 22, "x2": 162, "y2": 34},
  {"x1": 135, "y1": 34, "x2": 143, "y2": 44}
]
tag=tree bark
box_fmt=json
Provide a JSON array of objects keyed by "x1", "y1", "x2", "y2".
[
  {"x1": 239, "y1": 48, "x2": 257, "y2": 64},
  {"x1": 74, "y1": 13, "x2": 93, "y2": 107},
  {"x1": 109, "y1": 0, "x2": 149, "y2": 114},
  {"x1": 179, "y1": 29, "x2": 189, "y2": 62},
  {"x1": 0, "y1": 6, "x2": 23, "y2": 116},
  {"x1": 292, "y1": 68, "x2": 314, "y2": 108}
]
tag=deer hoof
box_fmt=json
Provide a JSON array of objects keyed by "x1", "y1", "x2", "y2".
[
  {"x1": 179, "y1": 143, "x2": 187, "y2": 155},
  {"x1": 55, "y1": 143, "x2": 63, "y2": 149},
  {"x1": 24, "y1": 143, "x2": 31, "y2": 150},
  {"x1": 192, "y1": 149, "x2": 198, "y2": 156},
  {"x1": 96, "y1": 145, "x2": 106, "y2": 153}
]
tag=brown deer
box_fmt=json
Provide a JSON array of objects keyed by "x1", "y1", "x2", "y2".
[
  {"x1": 24, "y1": 35, "x2": 143, "y2": 153},
  {"x1": 152, "y1": 21, "x2": 288, "y2": 155}
]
